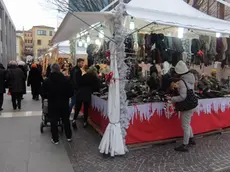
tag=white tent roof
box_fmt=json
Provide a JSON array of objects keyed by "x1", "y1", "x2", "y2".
[
  {"x1": 126, "y1": 0, "x2": 230, "y2": 34},
  {"x1": 52, "y1": 12, "x2": 114, "y2": 44}
]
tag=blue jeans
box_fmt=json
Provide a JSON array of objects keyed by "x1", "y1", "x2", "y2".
[{"x1": 69, "y1": 93, "x2": 76, "y2": 114}]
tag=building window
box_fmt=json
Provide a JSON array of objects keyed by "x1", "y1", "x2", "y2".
[
  {"x1": 49, "y1": 31, "x2": 53, "y2": 36},
  {"x1": 37, "y1": 30, "x2": 47, "y2": 36},
  {"x1": 37, "y1": 40, "x2": 41, "y2": 45}
]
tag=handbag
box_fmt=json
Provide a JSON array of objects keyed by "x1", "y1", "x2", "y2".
[{"x1": 175, "y1": 79, "x2": 198, "y2": 112}]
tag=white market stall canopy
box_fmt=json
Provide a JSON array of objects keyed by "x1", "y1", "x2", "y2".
[
  {"x1": 52, "y1": 12, "x2": 114, "y2": 44},
  {"x1": 125, "y1": 0, "x2": 230, "y2": 34}
]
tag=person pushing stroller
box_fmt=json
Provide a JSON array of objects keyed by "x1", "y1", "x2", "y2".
[{"x1": 41, "y1": 63, "x2": 74, "y2": 144}]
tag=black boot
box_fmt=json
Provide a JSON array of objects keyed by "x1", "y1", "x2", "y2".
[
  {"x1": 189, "y1": 138, "x2": 196, "y2": 145},
  {"x1": 174, "y1": 144, "x2": 189, "y2": 152},
  {"x1": 83, "y1": 122, "x2": 88, "y2": 128},
  {"x1": 72, "y1": 120, "x2": 78, "y2": 130}
]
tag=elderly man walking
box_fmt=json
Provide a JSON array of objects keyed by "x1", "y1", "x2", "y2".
[{"x1": 42, "y1": 63, "x2": 73, "y2": 144}]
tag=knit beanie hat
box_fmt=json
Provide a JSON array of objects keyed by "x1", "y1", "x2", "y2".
[{"x1": 175, "y1": 60, "x2": 189, "y2": 75}]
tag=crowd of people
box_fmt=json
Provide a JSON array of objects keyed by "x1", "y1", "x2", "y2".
[
  {"x1": 0, "y1": 59, "x2": 100, "y2": 144},
  {"x1": 41, "y1": 58, "x2": 100, "y2": 144}
]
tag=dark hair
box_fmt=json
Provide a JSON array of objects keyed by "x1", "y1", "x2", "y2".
[{"x1": 77, "y1": 58, "x2": 84, "y2": 63}]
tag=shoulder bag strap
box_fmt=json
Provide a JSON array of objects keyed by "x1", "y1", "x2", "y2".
[{"x1": 181, "y1": 79, "x2": 189, "y2": 90}]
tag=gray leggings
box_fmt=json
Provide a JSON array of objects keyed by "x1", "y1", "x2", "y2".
[{"x1": 181, "y1": 109, "x2": 195, "y2": 145}]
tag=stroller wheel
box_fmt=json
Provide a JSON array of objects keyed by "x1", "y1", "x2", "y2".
[{"x1": 40, "y1": 122, "x2": 44, "y2": 133}]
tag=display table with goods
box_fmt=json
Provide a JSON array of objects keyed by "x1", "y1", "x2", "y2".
[{"x1": 89, "y1": 94, "x2": 230, "y2": 144}]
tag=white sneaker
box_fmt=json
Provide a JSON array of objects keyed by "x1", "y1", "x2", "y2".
[
  {"x1": 67, "y1": 138, "x2": 72, "y2": 142},
  {"x1": 51, "y1": 139, "x2": 59, "y2": 145}
]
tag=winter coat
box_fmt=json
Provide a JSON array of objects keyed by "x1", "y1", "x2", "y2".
[
  {"x1": 70, "y1": 66, "x2": 82, "y2": 90},
  {"x1": 76, "y1": 73, "x2": 100, "y2": 103},
  {"x1": 171, "y1": 72, "x2": 195, "y2": 103},
  {"x1": 46, "y1": 65, "x2": 51, "y2": 78},
  {"x1": 0, "y1": 65, "x2": 6, "y2": 94},
  {"x1": 27, "y1": 68, "x2": 43, "y2": 94},
  {"x1": 41, "y1": 72, "x2": 74, "y2": 117},
  {"x1": 18, "y1": 65, "x2": 27, "y2": 94},
  {"x1": 6, "y1": 66, "x2": 26, "y2": 93}
]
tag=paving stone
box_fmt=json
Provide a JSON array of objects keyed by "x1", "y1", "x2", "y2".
[{"x1": 64, "y1": 121, "x2": 230, "y2": 172}]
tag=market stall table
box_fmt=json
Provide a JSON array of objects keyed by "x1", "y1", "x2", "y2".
[{"x1": 89, "y1": 95, "x2": 230, "y2": 144}]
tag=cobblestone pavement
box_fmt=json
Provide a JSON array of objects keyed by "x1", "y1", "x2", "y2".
[{"x1": 64, "y1": 122, "x2": 230, "y2": 172}]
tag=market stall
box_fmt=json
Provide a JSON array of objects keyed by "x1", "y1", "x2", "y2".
[
  {"x1": 90, "y1": 95, "x2": 230, "y2": 144},
  {"x1": 52, "y1": 0, "x2": 230, "y2": 156}
]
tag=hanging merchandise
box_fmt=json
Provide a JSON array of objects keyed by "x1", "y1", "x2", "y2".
[
  {"x1": 199, "y1": 35, "x2": 210, "y2": 66},
  {"x1": 137, "y1": 33, "x2": 145, "y2": 59},
  {"x1": 216, "y1": 37, "x2": 224, "y2": 61},
  {"x1": 191, "y1": 38, "x2": 201, "y2": 65},
  {"x1": 225, "y1": 38, "x2": 230, "y2": 65},
  {"x1": 208, "y1": 37, "x2": 217, "y2": 63}
]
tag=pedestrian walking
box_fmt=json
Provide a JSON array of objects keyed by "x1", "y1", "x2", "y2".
[
  {"x1": 6, "y1": 61, "x2": 26, "y2": 110},
  {"x1": 73, "y1": 66, "x2": 100, "y2": 128},
  {"x1": 28, "y1": 64, "x2": 43, "y2": 100},
  {"x1": 41, "y1": 63, "x2": 73, "y2": 145},
  {"x1": 167, "y1": 61, "x2": 198, "y2": 152},
  {"x1": 0, "y1": 63, "x2": 6, "y2": 111},
  {"x1": 18, "y1": 61, "x2": 27, "y2": 99},
  {"x1": 70, "y1": 58, "x2": 84, "y2": 128}
]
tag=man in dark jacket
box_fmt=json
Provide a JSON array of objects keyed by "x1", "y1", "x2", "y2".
[
  {"x1": 0, "y1": 63, "x2": 6, "y2": 111},
  {"x1": 6, "y1": 61, "x2": 26, "y2": 110},
  {"x1": 42, "y1": 63, "x2": 73, "y2": 144},
  {"x1": 70, "y1": 58, "x2": 84, "y2": 129},
  {"x1": 73, "y1": 66, "x2": 100, "y2": 128}
]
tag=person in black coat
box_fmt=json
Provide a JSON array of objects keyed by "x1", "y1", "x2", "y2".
[
  {"x1": 6, "y1": 61, "x2": 26, "y2": 110},
  {"x1": 18, "y1": 64, "x2": 27, "y2": 98},
  {"x1": 46, "y1": 64, "x2": 51, "y2": 78},
  {"x1": 69, "y1": 58, "x2": 84, "y2": 119},
  {"x1": 0, "y1": 63, "x2": 6, "y2": 111},
  {"x1": 41, "y1": 63, "x2": 73, "y2": 144},
  {"x1": 72, "y1": 66, "x2": 100, "y2": 128},
  {"x1": 28, "y1": 64, "x2": 43, "y2": 100}
]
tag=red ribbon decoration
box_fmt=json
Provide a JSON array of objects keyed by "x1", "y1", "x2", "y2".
[
  {"x1": 105, "y1": 72, "x2": 113, "y2": 84},
  {"x1": 197, "y1": 50, "x2": 204, "y2": 57}
]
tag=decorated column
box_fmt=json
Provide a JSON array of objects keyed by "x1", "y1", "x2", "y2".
[{"x1": 99, "y1": 0, "x2": 130, "y2": 156}]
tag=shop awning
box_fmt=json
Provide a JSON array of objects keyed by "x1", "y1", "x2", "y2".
[
  {"x1": 52, "y1": 12, "x2": 114, "y2": 44},
  {"x1": 126, "y1": 0, "x2": 230, "y2": 34}
]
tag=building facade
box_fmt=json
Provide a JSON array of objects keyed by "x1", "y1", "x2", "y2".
[
  {"x1": 23, "y1": 30, "x2": 33, "y2": 56},
  {"x1": 0, "y1": 0, "x2": 16, "y2": 67},
  {"x1": 16, "y1": 32, "x2": 24, "y2": 61},
  {"x1": 32, "y1": 25, "x2": 55, "y2": 58}
]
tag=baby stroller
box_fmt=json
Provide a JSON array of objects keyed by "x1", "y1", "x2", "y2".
[{"x1": 40, "y1": 99, "x2": 63, "y2": 133}]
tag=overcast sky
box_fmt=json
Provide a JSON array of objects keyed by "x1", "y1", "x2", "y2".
[{"x1": 3, "y1": 0, "x2": 59, "y2": 30}]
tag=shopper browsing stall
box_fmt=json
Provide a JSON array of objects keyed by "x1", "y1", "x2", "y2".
[
  {"x1": 167, "y1": 60, "x2": 198, "y2": 152},
  {"x1": 70, "y1": 58, "x2": 84, "y2": 129},
  {"x1": 73, "y1": 66, "x2": 100, "y2": 128}
]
